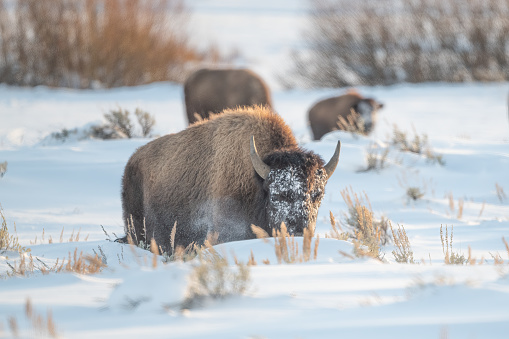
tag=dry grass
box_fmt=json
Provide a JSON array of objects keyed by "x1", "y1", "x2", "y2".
[
  {"x1": 183, "y1": 240, "x2": 250, "y2": 308},
  {"x1": 326, "y1": 211, "x2": 348, "y2": 241},
  {"x1": 390, "y1": 125, "x2": 444, "y2": 165},
  {"x1": 359, "y1": 144, "x2": 390, "y2": 172},
  {"x1": 341, "y1": 187, "x2": 390, "y2": 258},
  {"x1": 0, "y1": 0, "x2": 221, "y2": 88},
  {"x1": 7, "y1": 299, "x2": 59, "y2": 338},
  {"x1": 6, "y1": 248, "x2": 106, "y2": 277},
  {"x1": 337, "y1": 109, "x2": 365, "y2": 135},
  {"x1": 274, "y1": 223, "x2": 319, "y2": 264},
  {"x1": 30, "y1": 227, "x2": 88, "y2": 245},
  {"x1": 495, "y1": 183, "x2": 507, "y2": 203},
  {"x1": 0, "y1": 206, "x2": 29, "y2": 254},
  {"x1": 390, "y1": 223, "x2": 415, "y2": 264},
  {"x1": 250, "y1": 223, "x2": 320, "y2": 264},
  {"x1": 446, "y1": 193, "x2": 465, "y2": 219},
  {"x1": 478, "y1": 201, "x2": 486, "y2": 218},
  {"x1": 440, "y1": 225, "x2": 467, "y2": 265}
]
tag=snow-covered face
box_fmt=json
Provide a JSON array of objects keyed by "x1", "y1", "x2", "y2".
[
  {"x1": 356, "y1": 100, "x2": 376, "y2": 132},
  {"x1": 265, "y1": 166, "x2": 328, "y2": 236}
]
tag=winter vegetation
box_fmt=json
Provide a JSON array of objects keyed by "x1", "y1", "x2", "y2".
[
  {"x1": 0, "y1": 0, "x2": 509, "y2": 338},
  {"x1": 287, "y1": 0, "x2": 509, "y2": 88},
  {"x1": 0, "y1": 0, "x2": 221, "y2": 88}
]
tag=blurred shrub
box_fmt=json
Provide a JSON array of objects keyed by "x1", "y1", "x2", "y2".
[
  {"x1": 92, "y1": 107, "x2": 156, "y2": 139},
  {"x1": 286, "y1": 0, "x2": 509, "y2": 88},
  {"x1": 0, "y1": 0, "x2": 221, "y2": 88}
]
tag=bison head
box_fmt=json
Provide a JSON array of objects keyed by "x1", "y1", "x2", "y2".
[
  {"x1": 250, "y1": 136, "x2": 340, "y2": 236},
  {"x1": 355, "y1": 99, "x2": 384, "y2": 134}
]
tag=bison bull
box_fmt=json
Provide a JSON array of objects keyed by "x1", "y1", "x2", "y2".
[
  {"x1": 121, "y1": 106, "x2": 340, "y2": 252},
  {"x1": 308, "y1": 90, "x2": 384, "y2": 140},
  {"x1": 184, "y1": 68, "x2": 272, "y2": 125}
]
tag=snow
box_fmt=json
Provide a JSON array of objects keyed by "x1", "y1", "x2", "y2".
[{"x1": 1, "y1": 1, "x2": 509, "y2": 338}]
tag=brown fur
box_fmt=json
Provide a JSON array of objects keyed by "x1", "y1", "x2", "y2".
[
  {"x1": 308, "y1": 90, "x2": 383, "y2": 140},
  {"x1": 122, "y1": 106, "x2": 330, "y2": 252},
  {"x1": 184, "y1": 68, "x2": 272, "y2": 125}
]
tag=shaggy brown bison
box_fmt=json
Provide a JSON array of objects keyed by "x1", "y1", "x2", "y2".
[
  {"x1": 184, "y1": 68, "x2": 272, "y2": 125},
  {"x1": 121, "y1": 106, "x2": 340, "y2": 252},
  {"x1": 308, "y1": 90, "x2": 384, "y2": 140}
]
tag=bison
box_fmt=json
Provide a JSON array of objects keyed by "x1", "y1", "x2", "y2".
[
  {"x1": 184, "y1": 68, "x2": 272, "y2": 125},
  {"x1": 121, "y1": 106, "x2": 341, "y2": 252},
  {"x1": 308, "y1": 90, "x2": 384, "y2": 140}
]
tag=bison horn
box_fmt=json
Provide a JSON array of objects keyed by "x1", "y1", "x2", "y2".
[
  {"x1": 250, "y1": 136, "x2": 270, "y2": 180},
  {"x1": 323, "y1": 141, "x2": 341, "y2": 179}
]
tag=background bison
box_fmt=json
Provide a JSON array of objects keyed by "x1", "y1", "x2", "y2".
[
  {"x1": 308, "y1": 90, "x2": 384, "y2": 140},
  {"x1": 121, "y1": 106, "x2": 340, "y2": 252},
  {"x1": 184, "y1": 68, "x2": 272, "y2": 125}
]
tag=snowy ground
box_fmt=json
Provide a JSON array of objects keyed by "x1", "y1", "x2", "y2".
[{"x1": 1, "y1": 1, "x2": 509, "y2": 338}]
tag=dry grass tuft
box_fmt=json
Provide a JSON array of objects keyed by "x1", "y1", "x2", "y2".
[
  {"x1": 183, "y1": 241, "x2": 250, "y2": 308},
  {"x1": 390, "y1": 223, "x2": 415, "y2": 264},
  {"x1": 340, "y1": 187, "x2": 390, "y2": 259},
  {"x1": 495, "y1": 183, "x2": 507, "y2": 203},
  {"x1": 326, "y1": 211, "x2": 348, "y2": 240},
  {"x1": 440, "y1": 225, "x2": 467, "y2": 265},
  {"x1": 270, "y1": 223, "x2": 319, "y2": 264},
  {"x1": 24, "y1": 298, "x2": 59, "y2": 338},
  {"x1": 391, "y1": 125, "x2": 444, "y2": 165},
  {"x1": 0, "y1": 206, "x2": 29, "y2": 254},
  {"x1": 6, "y1": 247, "x2": 106, "y2": 277},
  {"x1": 250, "y1": 224, "x2": 270, "y2": 243},
  {"x1": 337, "y1": 109, "x2": 365, "y2": 135},
  {"x1": 359, "y1": 143, "x2": 390, "y2": 172}
]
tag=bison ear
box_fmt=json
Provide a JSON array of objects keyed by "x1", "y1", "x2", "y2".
[
  {"x1": 250, "y1": 136, "x2": 271, "y2": 180},
  {"x1": 323, "y1": 140, "x2": 341, "y2": 179}
]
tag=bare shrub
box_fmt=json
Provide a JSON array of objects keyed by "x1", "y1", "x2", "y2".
[
  {"x1": 104, "y1": 108, "x2": 135, "y2": 139},
  {"x1": 406, "y1": 187, "x2": 425, "y2": 202},
  {"x1": 0, "y1": 0, "x2": 220, "y2": 88},
  {"x1": 135, "y1": 108, "x2": 156, "y2": 138},
  {"x1": 390, "y1": 223, "x2": 415, "y2": 263},
  {"x1": 288, "y1": 0, "x2": 509, "y2": 88},
  {"x1": 90, "y1": 107, "x2": 156, "y2": 140}
]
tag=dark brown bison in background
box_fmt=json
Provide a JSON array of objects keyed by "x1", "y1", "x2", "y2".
[
  {"x1": 308, "y1": 90, "x2": 384, "y2": 140},
  {"x1": 184, "y1": 68, "x2": 272, "y2": 125},
  {"x1": 121, "y1": 106, "x2": 340, "y2": 252}
]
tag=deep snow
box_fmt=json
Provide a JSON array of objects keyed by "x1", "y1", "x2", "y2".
[{"x1": 1, "y1": 1, "x2": 509, "y2": 338}]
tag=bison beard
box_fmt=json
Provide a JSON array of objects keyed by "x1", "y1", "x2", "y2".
[{"x1": 121, "y1": 106, "x2": 340, "y2": 253}]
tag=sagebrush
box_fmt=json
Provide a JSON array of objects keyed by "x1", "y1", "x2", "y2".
[
  {"x1": 340, "y1": 187, "x2": 390, "y2": 258},
  {"x1": 0, "y1": 0, "x2": 220, "y2": 88},
  {"x1": 286, "y1": 0, "x2": 509, "y2": 88}
]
